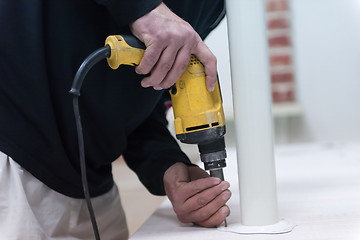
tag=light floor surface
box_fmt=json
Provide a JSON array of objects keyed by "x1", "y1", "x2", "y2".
[
  {"x1": 129, "y1": 141, "x2": 360, "y2": 240},
  {"x1": 112, "y1": 158, "x2": 165, "y2": 236}
]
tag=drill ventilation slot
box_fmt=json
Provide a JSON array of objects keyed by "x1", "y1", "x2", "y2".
[
  {"x1": 186, "y1": 122, "x2": 219, "y2": 132},
  {"x1": 212, "y1": 122, "x2": 219, "y2": 127}
]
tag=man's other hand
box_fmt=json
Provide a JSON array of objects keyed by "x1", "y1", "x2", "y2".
[{"x1": 163, "y1": 162, "x2": 231, "y2": 227}]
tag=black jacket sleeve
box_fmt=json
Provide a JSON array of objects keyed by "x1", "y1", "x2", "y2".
[
  {"x1": 123, "y1": 95, "x2": 195, "y2": 196},
  {"x1": 95, "y1": 0, "x2": 162, "y2": 26}
]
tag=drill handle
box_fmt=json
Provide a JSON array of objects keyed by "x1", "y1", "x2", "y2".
[{"x1": 105, "y1": 35, "x2": 145, "y2": 69}]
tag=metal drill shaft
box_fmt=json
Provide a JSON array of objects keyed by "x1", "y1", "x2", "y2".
[
  {"x1": 209, "y1": 169, "x2": 225, "y2": 180},
  {"x1": 209, "y1": 168, "x2": 228, "y2": 227}
]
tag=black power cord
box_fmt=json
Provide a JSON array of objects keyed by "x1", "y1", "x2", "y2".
[{"x1": 69, "y1": 45, "x2": 111, "y2": 240}]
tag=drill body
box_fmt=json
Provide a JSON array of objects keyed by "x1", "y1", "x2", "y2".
[
  {"x1": 105, "y1": 35, "x2": 227, "y2": 180},
  {"x1": 168, "y1": 55, "x2": 227, "y2": 179}
]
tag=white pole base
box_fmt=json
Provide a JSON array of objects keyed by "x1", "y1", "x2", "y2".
[{"x1": 218, "y1": 219, "x2": 296, "y2": 235}]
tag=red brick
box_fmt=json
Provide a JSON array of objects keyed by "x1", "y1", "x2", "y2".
[
  {"x1": 266, "y1": 0, "x2": 288, "y2": 12},
  {"x1": 268, "y1": 18, "x2": 289, "y2": 29},
  {"x1": 271, "y1": 72, "x2": 293, "y2": 83},
  {"x1": 268, "y1": 35, "x2": 291, "y2": 47},
  {"x1": 272, "y1": 89, "x2": 295, "y2": 102},
  {"x1": 270, "y1": 55, "x2": 291, "y2": 66}
]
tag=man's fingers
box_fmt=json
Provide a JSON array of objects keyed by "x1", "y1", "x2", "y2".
[
  {"x1": 181, "y1": 177, "x2": 221, "y2": 199},
  {"x1": 192, "y1": 41, "x2": 217, "y2": 91},
  {"x1": 178, "y1": 190, "x2": 231, "y2": 224},
  {"x1": 182, "y1": 181, "x2": 230, "y2": 212},
  {"x1": 136, "y1": 42, "x2": 163, "y2": 76},
  {"x1": 195, "y1": 205, "x2": 230, "y2": 228},
  {"x1": 164, "y1": 163, "x2": 232, "y2": 227},
  {"x1": 170, "y1": 177, "x2": 221, "y2": 208},
  {"x1": 140, "y1": 45, "x2": 179, "y2": 89},
  {"x1": 156, "y1": 48, "x2": 191, "y2": 89}
]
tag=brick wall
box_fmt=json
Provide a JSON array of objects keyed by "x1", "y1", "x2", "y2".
[{"x1": 266, "y1": 0, "x2": 296, "y2": 103}]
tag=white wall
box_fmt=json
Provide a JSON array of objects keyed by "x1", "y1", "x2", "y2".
[
  {"x1": 205, "y1": 0, "x2": 360, "y2": 143},
  {"x1": 291, "y1": 0, "x2": 360, "y2": 142}
]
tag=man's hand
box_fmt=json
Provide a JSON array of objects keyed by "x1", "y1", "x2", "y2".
[
  {"x1": 129, "y1": 2, "x2": 217, "y2": 91},
  {"x1": 163, "y1": 162, "x2": 231, "y2": 227}
]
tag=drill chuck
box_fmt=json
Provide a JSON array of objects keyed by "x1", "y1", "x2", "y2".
[
  {"x1": 177, "y1": 125, "x2": 227, "y2": 180},
  {"x1": 201, "y1": 150, "x2": 227, "y2": 170},
  {"x1": 198, "y1": 136, "x2": 227, "y2": 180}
]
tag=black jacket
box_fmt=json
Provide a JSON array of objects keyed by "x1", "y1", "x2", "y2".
[{"x1": 0, "y1": 0, "x2": 225, "y2": 198}]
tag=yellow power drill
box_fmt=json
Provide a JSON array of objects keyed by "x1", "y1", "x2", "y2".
[
  {"x1": 69, "y1": 35, "x2": 228, "y2": 238},
  {"x1": 105, "y1": 35, "x2": 227, "y2": 180}
]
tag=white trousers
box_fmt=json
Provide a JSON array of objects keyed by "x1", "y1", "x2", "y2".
[{"x1": 0, "y1": 151, "x2": 129, "y2": 240}]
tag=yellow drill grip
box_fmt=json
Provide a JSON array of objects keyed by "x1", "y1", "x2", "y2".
[
  {"x1": 105, "y1": 35, "x2": 145, "y2": 69},
  {"x1": 105, "y1": 35, "x2": 225, "y2": 137}
]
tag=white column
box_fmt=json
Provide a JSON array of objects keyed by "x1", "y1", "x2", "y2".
[{"x1": 225, "y1": 0, "x2": 278, "y2": 226}]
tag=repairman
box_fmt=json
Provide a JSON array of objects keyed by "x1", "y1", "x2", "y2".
[{"x1": 0, "y1": 1, "x2": 231, "y2": 239}]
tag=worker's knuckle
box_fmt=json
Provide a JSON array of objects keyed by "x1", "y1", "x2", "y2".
[
  {"x1": 196, "y1": 207, "x2": 212, "y2": 221},
  {"x1": 185, "y1": 36, "x2": 198, "y2": 49},
  {"x1": 144, "y1": 54, "x2": 158, "y2": 67},
  {"x1": 169, "y1": 30, "x2": 184, "y2": 42},
  {"x1": 198, "y1": 209, "x2": 212, "y2": 220},
  {"x1": 176, "y1": 24, "x2": 193, "y2": 38},
  {"x1": 192, "y1": 183, "x2": 201, "y2": 193},
  {"x1": 154, "y1": 31, "x2": 168, "y2": 43},
  {"x1": 161, "y1": 62, "x2": 172, "y2": 72},
  {"x1": 211, "y1": 188, "x2": 222, "y2": 200},
  {"x1": 183, "y1": 23, "x2": 195, "y2": 35},
  {"x1": 197, "y1": 197, "x2": 207, "y2": 207},
  {"x1": 216, "y1": 190, "x2": 231, "y2": 205}
]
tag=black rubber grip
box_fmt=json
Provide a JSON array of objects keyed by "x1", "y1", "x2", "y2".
[{"x1": 122, "y1": 35, "x2": 145, "y2": 50}]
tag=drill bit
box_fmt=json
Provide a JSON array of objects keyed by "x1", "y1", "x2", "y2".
[{"x1": 210, "y1": 169, "x2": 228, "y2": 227}]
